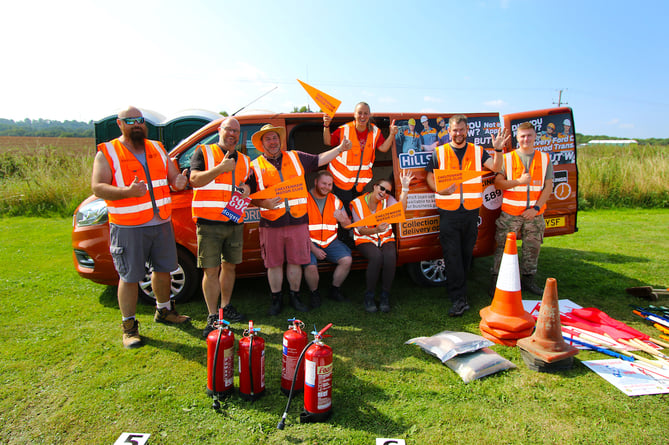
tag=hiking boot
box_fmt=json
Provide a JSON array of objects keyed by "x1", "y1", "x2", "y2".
[
  {"x1": 267, "y1": 293, "x2": 283, "y2": 316},
  {"x1": 289, "y1": 290, "x2": 309, "y2": 312},
  {"x1": 448, "y1": 298, "x2": 470, "y2": 317},
  {"x1": 202, "y1": 314, "x2": 218, "y2": 338},
  {"x1": 521, "y1": 274, "x2": 544, "y2": 296},
  {"x1": 121, "y1": 318, "x2": 142, "y2": 349},
  {"x1": 223, "y1": 304, "x2": 246, "y2": 323},
  {"x1": 488, "y1": 274, "x2": 498, "y2": 298},
  {"x1": 328, "y1": 286, "x2": 347, "y2": 302},
  {"x1": 364, "y1": 292, "x2": 377, "y2": 313},
  {"x1": 379, "y1": 291, "x2": 391, "y2": 313},
  {"x1": 154, "y1": 302, "x2": 191, "y2": 324},
  {"x1": 310, "y1": 290, "x2": 322, "y2": 309}
]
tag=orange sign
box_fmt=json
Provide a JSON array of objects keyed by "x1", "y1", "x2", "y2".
[
  {"x1": 297, "y1": 79, "x2": 341, "y2": 118},
  {"x1": 346, "y1": 202, "x2": 406, "y2": 228},
  {"x1": 249, "y1": 175, "x2": 308, "y2": 200},
  {"x1": 434, "y1": 169, "x2": 486, "y2": 190}
]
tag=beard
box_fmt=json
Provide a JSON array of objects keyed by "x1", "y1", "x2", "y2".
[{"x1": 129, "y1": 127, "x2": 147, "y2": 145}]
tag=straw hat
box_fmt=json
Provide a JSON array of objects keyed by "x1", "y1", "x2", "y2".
[{"x1": 251, "y1": 124, "x2": 286, "y2": 152}]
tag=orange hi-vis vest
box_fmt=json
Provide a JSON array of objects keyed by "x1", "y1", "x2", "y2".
[
  {"x1": 501, "y1": 150, "x2": 550, "y2": 216},
  {"x1": 328, "y1": 121, "x2": 381, "y2": 192},
  {"x1": 350, "y1": 194, "x2": 395, "y2": 246},
  {"x1": 191, "y1": 144, "x2": 251, "y2": 223},
  {"x1": 250, "y1": 151, "x2": 308, "y2": 221},
  {"x1": 307, "y1": 193, "x2": 342, "y2": 248},
  {"x1": 99, "y1": 138, "x2": 171, "y2": 226},
  {"x1": 434, "y1": 143, "x2": 484, "y2": 210}
]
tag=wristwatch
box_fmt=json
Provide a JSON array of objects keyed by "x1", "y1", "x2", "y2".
[{"x1": 532, "y1": 205, "x2": 540, "y2": 211}]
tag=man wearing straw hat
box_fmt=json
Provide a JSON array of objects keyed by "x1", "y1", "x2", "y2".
[{"x1": 249, "y1": 124, "x2": 352, "y2": 316}]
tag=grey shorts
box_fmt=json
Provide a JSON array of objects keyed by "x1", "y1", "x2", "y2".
[
  {"x1": 196, "y1": 222, "x2": 244, "y2": 268},
  {"x1": 109, "y1": 222, "x2": 178, "y2": 283}
]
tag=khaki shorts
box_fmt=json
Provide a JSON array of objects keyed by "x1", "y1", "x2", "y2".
[{"x1": 196, "y1": 222, "x2": 244, "y2": 268}]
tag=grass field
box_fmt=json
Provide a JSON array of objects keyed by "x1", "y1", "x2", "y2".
[{"x1": 1, "y1": 209, "x2": 667, "y2": 444}]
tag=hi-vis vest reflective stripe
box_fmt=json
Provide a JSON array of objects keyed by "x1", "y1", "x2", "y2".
[
  {"x1": 501, "y1": 150, "x2": 549, "y2": 216},
  {"x1": 250, "y1": 151, "x2": 307, "y2": 221},
  {"x1": 350, "y1": 194, "x2": 395, "y2": 246},
  {"x1": 434, "y1": 143, "x2": 484, "y2": 211},
  {"x1": 307, "y1": 193, "x2": 342, "y2": 248},
  {"x1": 99, "y1": 139, "x2": 171, "y2": 226},
  {"x1": 327, "y1": 121, "x2": 380, "y2": 192},
  {"x1": 191, "y1": 145, "x2": 251, "y2": 223}
]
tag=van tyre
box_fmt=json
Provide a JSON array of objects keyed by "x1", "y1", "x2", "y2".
[
  {"x1": 407, "y1": 259, "x2": 447, "y2": 287},
  {"x1": 138, "y1": 247, "x2": 199, "y2": 305}
]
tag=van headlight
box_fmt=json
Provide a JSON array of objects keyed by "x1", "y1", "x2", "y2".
[{"x1": 75, "y1": 198, "x2": 108, "y2": 227}]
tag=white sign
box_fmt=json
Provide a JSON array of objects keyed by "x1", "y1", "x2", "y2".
[
  {"x1": 406, "y1": 193, "x2": 436, "y2": 211},
  {"x1": 114, "y1": 433, "x2": 150, "y2": 445}
]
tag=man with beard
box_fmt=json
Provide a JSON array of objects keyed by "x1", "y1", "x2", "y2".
[
  {"x1": 92, "y1": 106, "x2": 190, "y2": 348},
  {"x1": 425, "y1": 115, "x2": 506, "y2": 317},
  {"x1": 303, "y1": 170, "x2": 353, "y2": 308},
  {"x1": 189, "y1": 117, "x2": 251, "y2": 337}
]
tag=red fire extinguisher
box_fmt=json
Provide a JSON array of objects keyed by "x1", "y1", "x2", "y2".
[
  {"x1": 238, "y1": 320, "x2": 265, "y2": 401},
  {"x1": 277, "y1": 323, "x2": 333, "y2": 429},
  {"x1": 281, "y1": 318, "x2": 307, "y2": 396},
  {"x1": 206, "y1": 308, "x2": 234, "y2": 409}
]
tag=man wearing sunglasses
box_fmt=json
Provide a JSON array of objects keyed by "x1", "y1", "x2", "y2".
[{"x1": 92, "y1": 106, "x2": 190, "y2": 349}]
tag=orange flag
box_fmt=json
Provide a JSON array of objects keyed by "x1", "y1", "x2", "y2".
[
  {"x1": 347, "y1": 202, "x2": 406, "y2": 228},
  {"x1": 433, "y1": 169, "x2": 486, "y2": 190},
  {"x1": 249, "y1": 175, "x2": 308, "y2": 200},
  {"x1": 297, "y1": 79, "x2": 341, "y2": 118}
]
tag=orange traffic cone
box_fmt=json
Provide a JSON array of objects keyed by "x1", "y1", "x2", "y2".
[
  {"x1": 480, "y1": 232, "x2": 535, "y2": 334},
  {"x1": 517, "y1": 278, "x2": 578, "y2": 372}
]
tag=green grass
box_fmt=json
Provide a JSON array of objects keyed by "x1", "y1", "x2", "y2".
[{"x1": 1, "y1": 209, "x2": 667, "y2": 444}]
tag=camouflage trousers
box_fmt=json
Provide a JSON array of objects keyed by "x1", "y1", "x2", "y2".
[{"x1": 491, "y1": 211, "x2": 545, "y2": 275}]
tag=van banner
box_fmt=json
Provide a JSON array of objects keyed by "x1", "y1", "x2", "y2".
[
  {"x1": 346, "y1": 202, "x2": 406, "y2": 228},
  {"x1": 249, "y1": 175, "x2": 308, "y2": 200}
]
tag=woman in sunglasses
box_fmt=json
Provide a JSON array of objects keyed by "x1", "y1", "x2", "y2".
[{"x1": 350, "y1": 170, "x2": 413, "y2": 313}]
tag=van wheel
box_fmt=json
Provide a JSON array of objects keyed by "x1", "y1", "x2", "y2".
[
  {"x1": 138, "y1": 247, "x2": 199, "y2": 305},
  {"x1": 407, "y1": 259, "x2": 447, "y2": 287}
]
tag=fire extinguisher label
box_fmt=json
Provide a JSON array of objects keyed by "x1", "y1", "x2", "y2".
[
  {"x1": 224, "y1": 347, "x2": 234, "y2": 387},
  {"x1": 305, "y1": 360, "x2": 316, "y2": 387}
]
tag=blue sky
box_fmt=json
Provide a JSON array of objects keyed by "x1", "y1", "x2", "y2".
[{"x1": 2, "y1": 0, "x2": 667, "y2": 138}]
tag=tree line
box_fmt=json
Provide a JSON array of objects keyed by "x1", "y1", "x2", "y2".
[{"x1": 0, "y1": 118, "x2": 94, "y2": 137}]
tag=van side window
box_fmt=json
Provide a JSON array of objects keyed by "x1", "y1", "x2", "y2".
[{"x1": 238, "y1": 124, "x2": 265, "y2": 161}]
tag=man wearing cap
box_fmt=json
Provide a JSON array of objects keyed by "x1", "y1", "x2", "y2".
[
  {"x1": 395, "y1": 118, "x2": 421, "y2": 154},
  {"x1": 558, "y1": 119, "x2": 572, "y2": 139},
  {"x1": 540, "y1": 122, "x2": 556, "y2": 141},
  {"x1": 490, "y1": 121, "x2": 553, "y2": 297},
  {"x1": 304, "y1": 170, "x2": 353, "y2": 307},
  {"x1": 425, "y1": 114, "x2": 506, "y2": 317},
  {"x1": 420, "y1": 116, "x2": 438, "y2": 151},
  {"x1": 437, "y1": 117, "x2": 450, "y2": 145},
  {"x1": 91, "y1": 106, "x2": 190, "y2": 349},
  {"x1": 249, "y1": 124, "x2": 352, "y2": 316},
  {"x1": 189, "y1": 117, "x2": 251, "y2": 337}
]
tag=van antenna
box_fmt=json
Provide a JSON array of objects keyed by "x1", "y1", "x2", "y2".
[{"x1": 232, "y1": 86, "x2": 278, "y2": 116}]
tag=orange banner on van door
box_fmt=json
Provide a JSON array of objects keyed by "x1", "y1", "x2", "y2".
[
  {"x1": 346, "y1": 202, "x2": 406, "y2": 228},
  {"x1": 249, "y1": 175, "x2": 308, "y2": 200},
  {"x1": 433, "y1": 169, "x2": 486, "y2": 191},
  {"x1": 297, "y1": 79, "x2": 341, "y2": 118}
]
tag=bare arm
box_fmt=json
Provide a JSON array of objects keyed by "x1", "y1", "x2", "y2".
[
  {"x1": 91, "y1": 151, "x2": 147, "y2": 200},
  {"x1": 376, "y1": 121, "x2": 399, "y2": 153},
  {"x1": 323, "y1": 114, "x2": 332, "y2": 145},
  {"x1": 317, "y1": 138, "x2": 352, "y2": 167}
]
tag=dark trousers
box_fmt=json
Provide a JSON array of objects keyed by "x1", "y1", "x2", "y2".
[
  {"x1": 438, "y1": 208, "x2": 479, "y2": 302},
  {"x1": 357, "y1": 241, "x2": 397, "y2": 295}
]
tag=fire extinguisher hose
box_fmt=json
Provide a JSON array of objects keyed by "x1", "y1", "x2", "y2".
[
  {"x1": 277, "y1": 339, "x2": 316, "y2": 430},
  {"x1": 248, "y1": 335, "x2": 254, "y2": 397},
  {"x1": 211, "y1": 328, "x2": 223, "y2": 409}
]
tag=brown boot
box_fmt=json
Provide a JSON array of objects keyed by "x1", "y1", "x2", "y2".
[
  {"x1": 121, "y1": 319, "x2": 142, "y2": 349},
  {"x1": 521, "y1": 274, "x2": 544, "y2": 296},
  {"x1": 154, "y1": 302, "x2": 191, "y2": 324}
]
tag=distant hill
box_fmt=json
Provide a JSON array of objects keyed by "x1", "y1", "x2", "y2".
[
  {"x1": 575, "y1": 133, "x2": 668, "y2": 145},
  {"x1": 0, "y1": 118, "x2": 93, "y2": 138}
]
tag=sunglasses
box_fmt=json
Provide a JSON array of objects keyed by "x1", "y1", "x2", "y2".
[
  {"x1": 121, "y1": 117, "x2": 145, "y2": 125},
  {"x1": 377, "y1": 184, "x2": 391, "y2": 193}
]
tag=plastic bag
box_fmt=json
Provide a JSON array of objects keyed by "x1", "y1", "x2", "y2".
[
  {"x1": 444, "y1": 347, "x2": 516, "y2": 383},
  {"x1": 405, "y1": 330, "x2": 493, "y2": 363}
]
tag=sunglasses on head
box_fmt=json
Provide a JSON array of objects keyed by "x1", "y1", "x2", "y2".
[
  {"x1": 121, "y1": 117, "x2": 145, "y2": 125},
  {"x1": 377, "y1": 184, "x2": 391, "y2": 193}
]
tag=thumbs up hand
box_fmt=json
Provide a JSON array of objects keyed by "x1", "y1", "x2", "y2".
[{"x1": 127, "y1": 176, "x2": 148, "y2": 197}]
